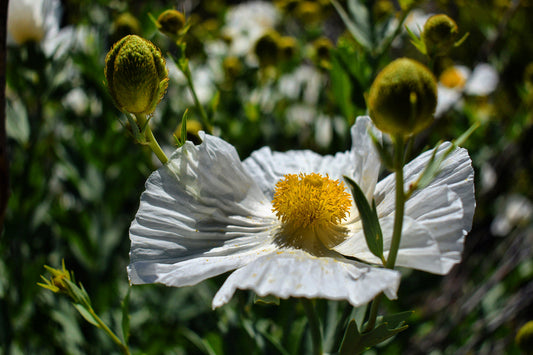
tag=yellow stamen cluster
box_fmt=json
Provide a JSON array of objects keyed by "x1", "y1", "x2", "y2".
[
  {"x1": 272, "y1": 173, "x2": 352, "y2": 252},
  {"x1": 439, "y1": 67, "x2": 467, "y2": 89}
]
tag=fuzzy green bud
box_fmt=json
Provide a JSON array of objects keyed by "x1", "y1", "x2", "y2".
[
  {"x1": 516, "y1": 321, "x2": 533, "y2": 354},
  {"x1": 368, "y1": 58, "x2": 437, "y2": 136},
  {"x1": 156, "y1": 9, "x2": 186, "y2": 38},
  {"x1": 105, "y1": 35, "x2": 169, "y2": 115},
  {"x1": 422, "y1": 14, "x2": 459, "y2": 57}
]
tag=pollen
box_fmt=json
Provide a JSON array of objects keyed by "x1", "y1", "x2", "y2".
[
  {"x1": 272, "y1": 173, "x2": 352, "y2": 253},
  {"x1": 439, "y1": 67, "x2": 466, "y2": 89}
]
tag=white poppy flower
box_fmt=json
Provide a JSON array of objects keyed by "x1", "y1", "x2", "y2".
[
  {"x1": 128, "y1": 116, "x2": 475, "y2": 308},
  {"x1": 436, "y1": 63, "x2": 499, "y2": 116}
]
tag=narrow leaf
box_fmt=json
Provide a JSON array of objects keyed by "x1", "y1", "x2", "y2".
[
  {"x1": 73, "y1": 304, "x2": 100, "y2": 327},
  {"x1": 330, "y1": 0, "x2": 372, "y2": 49},
  {"x1": 121, "y1": 289, "x2": 131, "y2": 344},
  {"x1": 344, "y1": 176, "x2": 384, "y2": 262}
]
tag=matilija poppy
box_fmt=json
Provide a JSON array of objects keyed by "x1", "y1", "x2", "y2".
[{"x1": 128, "y1": 116, "x2": 475, "y2": 308}]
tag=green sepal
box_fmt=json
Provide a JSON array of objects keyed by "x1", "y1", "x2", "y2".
[
  {"x1": 369, "y1": 130, "x2": 394, "y2": 170},
  {"x1": 73, "y1": 303, "x2": 100, "y2": 327},
  {"x1": 454, "y1": 32, "x2": 470, "y2": 48},
  {"x1": 63, "y1": 278, "x2": 91, "y2": 307},
  {"x1": 406, "y1": 122, "x2": 478, "y2": 198},
  {"x1": 121, "y1": 288, "x2": 131, "y2": 344},
  {"x1": 174, "y1": 109, "x2": 189, "y2": 147},
  {"x1": 344, "y1": 176, "x2": 385, "y2": 264},
  {"x1": 253, "y1": 294, "x2": 280, "y2": 306},
  {"x1": 405, "y1": 25, "x2": 427, "y2": 55},
  {"x1": 126, "y1": 113, "x2": 148, "y2": 144},
  {"x1": 339, "y1": 311, "x2": 412, "y2": 354}
]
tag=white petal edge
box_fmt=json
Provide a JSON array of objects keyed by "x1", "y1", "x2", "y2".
[
  {"x1": 212, "y1": 249, "x2": 400, "y2": 308},
  {"x1": 129, "y1": 133, "x2": 277, "y2": 287},
  {"x1": 242, "y1": 116, "x2": 381, "y2": 201}
]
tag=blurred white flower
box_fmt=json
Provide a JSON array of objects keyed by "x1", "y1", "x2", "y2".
[
  {"x1": 128, "y1": 116, "x2": 475, "y2": 308},
  {"x1": 222, "y1": 1, "x2": 280, "y2": 59},
  {"x1": 7, "y1": 0, "x2": 61, "y2": 45},
  {"x1": 491, "y1": 194, "x2": 533, "y2": 237},
  {"x1": 436, "y1": 63, "x2": 499, "y2": 116},
  {"x1": 278, "y1": 65, "x2": 323, "y2": 105},
  {"x1": 404, "y1": 9, "x2": 433, "y2": 36}
]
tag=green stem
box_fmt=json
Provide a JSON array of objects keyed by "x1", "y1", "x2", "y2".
[
  {"x1": 385, "y1": 135, "x2": 406, "y2": 270},
  {"x1": 363, "y1": 135, "x2": 406, "y2": 334},
  {"x1": 183, "y1": 65, "x2": 212, "y2": 134},
  {"x1": 88, "y1": 307, "x2": 130, "y2": 355},
  {"x1": 363, "y1": 295, "x2": 382, "y2": 333},
  {"x1": 135, "y1": 113, "x2": 168, "y2": 165},
  {"x1": 302, "y1": 299, "x2": 322, "y2": 355}
]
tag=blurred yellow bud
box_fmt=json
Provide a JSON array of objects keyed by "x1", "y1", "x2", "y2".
[
  {"x1": 422, "y1": 14, "x2": 459, "y2": 57},
  {"x1": 368, "y1": 58, "x2": 437, "y2": 136},
  {"x1": 156, "y1": 9, "x2": 186, "y2": 38},
  {"x1": 223, "y1": 56, "x2": 243, "y2": 80},
  {"x1": 112, "y1": 13, "x2": 141, "y2": 42},
  {"x1": 104, "y1": 35, "x2": 169, "y2": 115},
  {"x1": 278, "y1": 36, "x2": 298, "y2": 61},
  {"x1": 516, "y1": 321, "x2": 533, "y2": 354},
  {"x1": 254, "y1": 31, "x2": 281, "y2": 67}
]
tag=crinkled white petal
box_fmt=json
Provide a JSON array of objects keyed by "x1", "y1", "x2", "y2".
[
  {"x1": 129, "y1": 134, "x2": 277, "y2": 287},
  {"x1": 243, "y1": 116, "x2": 381, "y2": 201},
  {"x1": 212, "y1": 249, "x2": 400, "y2": 308},
  {"x1": 465, "y1": 63, "x2": 499, "y2": 96},
  {"x1": 335, "y1": 142, "x2": 474, "y2": 274}
]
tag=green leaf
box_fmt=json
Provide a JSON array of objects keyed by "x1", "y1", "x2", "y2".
[
  {"x1": 379, "y1": 311, "x2": 413, "y2": 329},
  {"x1": 330, "y1": 53, "x2": 355, "y2": 120},
  {"x1": 254, "y1": 294, "x2": 280, "y2": 306},
  {"x1": 73, "y1": 304, "x2": 100, "y2": 328},
  {"x1": 330, "y1": 0, "x2": 372, "y2": 49},
  {"x1": 344, "y1": 176, "x2": 385, "y2": 263},
  {"x1": 6, "y1": 99, "x2": 30, "y2": 145},
  {"x1": 339, "y1": 315, "x2": 410, "y2": 355},
  {"x1": 121, "y1": 288, "x2": 131, "y2": 344}
]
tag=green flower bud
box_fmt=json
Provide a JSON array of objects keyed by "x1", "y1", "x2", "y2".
[
  {"x1": 105, "y1": 35, "x2": 169, "y2": 115},
  {"x1": 312, "y1": 37, "x2": 333, "y2": 69},
  {"x1": 295, "y1": 1, "x2": 323, "y2": 25},
  {"x1": 516, "y1": 321, "x2": 533, "y2": 354},
  {"x1": 368, "y1": 58, "x2": 437, "y2": 136},
  {"x1": 422, "y1": 14, "x2": 459, "y2": 57},
  {"x1": 254, "y1": 31, "x2": 281, "y2": 68},
  {"x1": 112, "y1": 13, "x2": 141, "y2": 42},
  {"x1": 156, "y1": 9, "x2": 186, "y2": 38}
]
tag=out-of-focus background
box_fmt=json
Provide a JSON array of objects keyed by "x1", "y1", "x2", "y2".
[{"x1": 2, "y1": 0, "x2": 533, "y2": 353}]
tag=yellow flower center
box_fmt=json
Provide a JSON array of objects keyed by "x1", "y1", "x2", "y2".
[
  {"x1": 272, "y1": 173, "x2": 352, "y2": 254},
  {"x1": 439, "y1": 67, "x2": 467, "y2": 89}
]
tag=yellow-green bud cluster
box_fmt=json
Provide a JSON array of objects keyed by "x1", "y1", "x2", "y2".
[
  {"x1": 368, "y1": 58, "x2": 437, "y2": 136},
  {"x1": 422, "y1": 14, "x2": 459, "y2": 57},
  {"x1": 105, "y1": 35, "x2": 169, "y2": 115},
  {"x1": 156, "y1": 9, "x2": 186, "y2": 39},
  {"x1": 112, "y1": 13, "x2": 141, "y2": 42}
]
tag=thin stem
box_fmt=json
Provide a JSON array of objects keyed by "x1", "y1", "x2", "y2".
[
  {"x1": 183, "y1": 65, "x2": 212, "y2": 133},
  {"x1": 88, "y1": 307, "x2": 130, "y2": 355},
  {"x1": 363, "y1": 135, "x2": 406, "y2": 334},
  {"x1": 302, "y1": 299, "x2": 322, "y2": 355},
  {"x1": 135, "y1": 113, "x2": 168, "y2": 165},
  {"x1": 385, "y1": 135, "x2": 406, "y2": 270},
  {"x1": 363, "y1": 295, "x2": 382, "y2": 333}
]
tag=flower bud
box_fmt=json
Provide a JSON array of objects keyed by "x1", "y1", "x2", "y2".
[
  {"x1": 105, "y1": 35, "x2": 169, "y2": 115},
  {"x1": 278, "y1": 36, "x2": 298, "y2": 61},
  {"x1": 112, "y1": 13, "x2": 141, "y2": 42},
  {"x1": 156, "y1": 9, "x2": 186, "y2": 38},
  {"x1": 254, "y1": 31, "x2": 280, "y2": 67},
  {"x1": 516, "y1": 321, "x2": 533, "y2": 353},
  {"x1": 422, "y1": 14, "x2": 459, "y2": 57},
  {"x1": 368, "y1": 58, "x2": 437, "y2": 136}
]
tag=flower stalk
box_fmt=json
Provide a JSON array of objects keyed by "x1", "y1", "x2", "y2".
[{"x1": 135, "y1": 113, "x2": 168, "y2": 164}]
